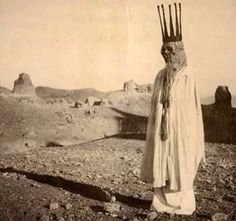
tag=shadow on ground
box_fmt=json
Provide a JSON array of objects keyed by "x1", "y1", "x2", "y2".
[{"x1": 0, "y1": 167, "x2": 151, "y2": 209}]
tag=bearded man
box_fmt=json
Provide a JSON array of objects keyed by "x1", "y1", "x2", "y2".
[{"x1": 140, "y1": 3, "x2": 205, "y2": 215}]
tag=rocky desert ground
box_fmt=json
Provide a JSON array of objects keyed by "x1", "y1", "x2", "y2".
[{"x1": 0, "y1": 74, "x2": 235, "y2": 221}]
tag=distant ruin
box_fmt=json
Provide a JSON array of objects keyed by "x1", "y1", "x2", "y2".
[
  {"x1": 124, "y1": 80, "x2": 153, "y2": 93},
  {"x1": 12, "y1": 73, "x2": 36, "y2": 97},
  {"x1": 202, "y1": 86, "x2": 236, "y2": 144}
]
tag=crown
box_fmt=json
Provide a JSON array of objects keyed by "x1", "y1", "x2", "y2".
[{"x1": 157, "y1": 3, "x2": 182, "y2": 43}]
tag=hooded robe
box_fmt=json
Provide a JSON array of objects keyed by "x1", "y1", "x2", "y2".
[{"x1": 140, "y1": 65, "x2": 205, "y2": 192}]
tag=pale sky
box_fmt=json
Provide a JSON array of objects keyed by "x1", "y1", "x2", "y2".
[{"x1": 0, "y1": 0, "x2": 236, "y2": 98}]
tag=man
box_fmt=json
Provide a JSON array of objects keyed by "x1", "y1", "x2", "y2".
[{"x1": 140, "y1": 3, "x2": 205, "y2": 215}]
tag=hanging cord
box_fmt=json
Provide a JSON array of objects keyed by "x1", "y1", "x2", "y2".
[{"x1": 160, "y1": 58, "x2": 174, "y2": 141}]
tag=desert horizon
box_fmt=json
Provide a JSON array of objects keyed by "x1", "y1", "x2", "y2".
[{"x1": 1, "y1": 75, "x2": 236, "y2": 107}]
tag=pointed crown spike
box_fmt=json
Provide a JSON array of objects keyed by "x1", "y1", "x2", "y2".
[
  {"x1": 157, "y1": 2, "x2": 183, "y2": 43},
  {"x1": 169, "y1": 5, "x2": 174, "y2": 38},
  {"x1": 161, "y1": 4, "x2": 169, "y2": 39},
  {"x1": 174, "y1": 3, "x2": 180, "y2": 37},
  {"x1": 157, "y1": 5, "x2": 164, "y2": 42},
  {"x1": 179, "y1": 3, "x2": 182, "y2": 40}
]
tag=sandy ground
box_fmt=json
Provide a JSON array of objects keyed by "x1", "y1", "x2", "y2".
[{"x1": 0, "y1": 137, "x2": 235, "y2": 221}]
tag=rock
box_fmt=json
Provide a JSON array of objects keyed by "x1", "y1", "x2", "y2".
[
  {"x1": 124, "y1": 80, "x2": 137, "y2": 92},
  {"x1": 102, "y1": 188, "x2": 114, "y2": 202},
  {"x1": 101, "y1": 98, "x2": 110, "y2": 106},
  {"x1": 202, "y1": 85, "x2": 236, "y2": 144},
  {"x1": 120, "y1": 156, "x2": 129, "y2": 161},
  {"x1": 211, "y1": 213, "x2": 228, "y2": 221},
  {"x1": 96, "y1": 174, "x2": 102, "y2": 179},
  {"x1": 12, "y1": 73, "x2": 36, "y2": 97},
  {"x1": 65, "y1": 203, "x2": 72, "y2": 210},
  {"x1": 103, "y1": 202, "x2": 120, "y2": 214},
  {"x1": 215, "y1": 86, "x2": 232, "y2": 109},
  {"x1": 110, "y1": 214, "x2": 119, "y2": 218},
  {"x1": 147, "y1": 211, "x2": 158, "y2": 220},
  {"x1": 131, "y1": 168, "x2": 140, "y2": 177},
  {"x1": 40, "y1": 215, "x2": 49, "y2": 221},
  {"x1": 85, "y1": 96, "x2": 102, "y2": 106},
  {"x1": 49, "y1": 202, "x2": 59, "y2": 210},
  {"x1": 74, "y1": 101, "x2": 85, "y2": 108},
  {"x1": 57, "y1": 218, "x2": 65, "y2": 221},
  {"x1": 30, "y1": 182, "x2": 41, "y2": 188},
  {"x1": 111, "y1": 196, "x2": 116, "y2": 203},
  {"x1": 25, "y1": 140, "x2": 37, "y2": 148},
  {"x1": 120, "y1": 214, "x2": 127, "y2": 220}
]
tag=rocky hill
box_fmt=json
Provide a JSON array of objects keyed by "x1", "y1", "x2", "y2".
[
  {"x1": 0, "y1": 86, "x2": 11, "y2": 95},
  {"x1": 202, "y1": 86, "x2": 236, "y2": 144},
  {"x1": 12, "y1": 73, "x2": 36, "y2": 97},
  {"x1": 35, "y1": 87, "x2": 109, "y2": 103}
]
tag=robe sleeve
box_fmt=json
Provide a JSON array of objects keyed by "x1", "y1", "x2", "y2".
[
  {"x1": 175, "y1": 73, "x2": 205, "y2": 181},
  {"x1": 140, "y1": 70, "x2": 163, "y2": 182}
]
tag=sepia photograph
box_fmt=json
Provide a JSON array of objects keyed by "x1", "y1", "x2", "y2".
[{"x1": 0, "y1": 0, "x2": 235, "y2": 220}]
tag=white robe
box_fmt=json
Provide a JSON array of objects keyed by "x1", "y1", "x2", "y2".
[{"x1": 140, "y1": 66, "x2": 205, "y2": 214}]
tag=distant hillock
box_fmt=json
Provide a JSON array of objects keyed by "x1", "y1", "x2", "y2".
[
  {"x1": 35, "y1": 87, "x2": 109, "y2": 102},
  {"x1": 13, "y1": 73, "x2": 36, "y2": 97},
  {"x1": 202, "y1": 86, "x2": 236, "y2": 144},
  {"x1": 0, "y1": 86, "x2": 11, "y2": 95}
]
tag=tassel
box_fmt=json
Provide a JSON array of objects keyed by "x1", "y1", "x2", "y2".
[{"x1": 161, "y1": 109, "x2": 168, "y2": 141}]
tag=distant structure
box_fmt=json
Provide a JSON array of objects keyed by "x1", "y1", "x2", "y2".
[
  {"x1": 136, "y1": 84, "x2": 153, "y2": 93},
  {"x1": 215, "y1": 86, "x2": 232, "y2": 110},
  {"x1": 202, "y1": 86, "x2": 236, "y2": 144},
  {"x1": 12, "y1": 73, "x2": 36, "y2": 97},
  {"x1": 124, "y1": 80, "x2": 153, "y2": 93},
  {"x1": 85, "y1": 96, "x2": 102, "y2": 106},
  {"x1": 124, "y1": 80, "x2": 137, "y2": 92}
]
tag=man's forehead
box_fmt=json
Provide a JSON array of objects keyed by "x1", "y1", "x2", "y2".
[
  {"x1": 162, "y1": 42, "x2": 176, "y2": 48},
  {"x1": 161, "y1": 41, "x2": 184, "y2": 49}
]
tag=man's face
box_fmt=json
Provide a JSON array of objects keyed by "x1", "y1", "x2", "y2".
[
  {"x1": 161, "y1": 42, "x2": 186, "y2": 68},
  {"x1": 161, "y1": 42, "x2": 178, "y2": 63}
]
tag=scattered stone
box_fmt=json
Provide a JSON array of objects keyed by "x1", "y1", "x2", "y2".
[
  {"x1": 30, "y1": 182, "x2": 41, "y2": 188},
  {"x1": 40, "y1": 214, "x2": 49, "y2": 221},
  {"x1": 25, "y1": 140, "x2": 37, "y2": 148},
  {"x1": 103, "y1": 202, "x2": 120, "y2": 214},
  {"x1": 211, "y1": 213, "x2": 228, "y2": 221},
  {"x1": 120, "y1": 214, "x2": 127, "y2": 220},
  {"x1": 96, "y1": 174, "x2": 102, "y2": 179},
  {"x1": 147, "y1": 211, "x2": 158, "y2": 220},
  {"x1": 2, "y1": 172, "x2": 8, "y2": 177},
  {"x1": 110, "y1": 214, "x2": 119, "y2": 218},
  {"x1": 131, "y1": 168, "x2": 140, "y2": 176},
  {"x1": 206, "y1": 179, "x2": 212, "y2": 184},
  {"x1": 57, "y1": 218, "x2": 65, "y2": 221},
  {"x1": 65, "y1": 203, "x2": 72, "y2": 210},
  {"x1": 49, "y1": 202, "x2": 59, "y2": 210},
  {"x1": 120, "y1": 156, "x2": 129, "y2": 161},
  {"x1": 102, "y1": 188, "x2": 113, "y2": 201},
  {"x1": 110, "y1": 196, "x2": 116, "y2": 203},
  {"x1": 74, "y1": 101, "x2": 83, "y2": 108},
  {"x1": 101, "y1": 98, "x2": 109, "y2": 106}
]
